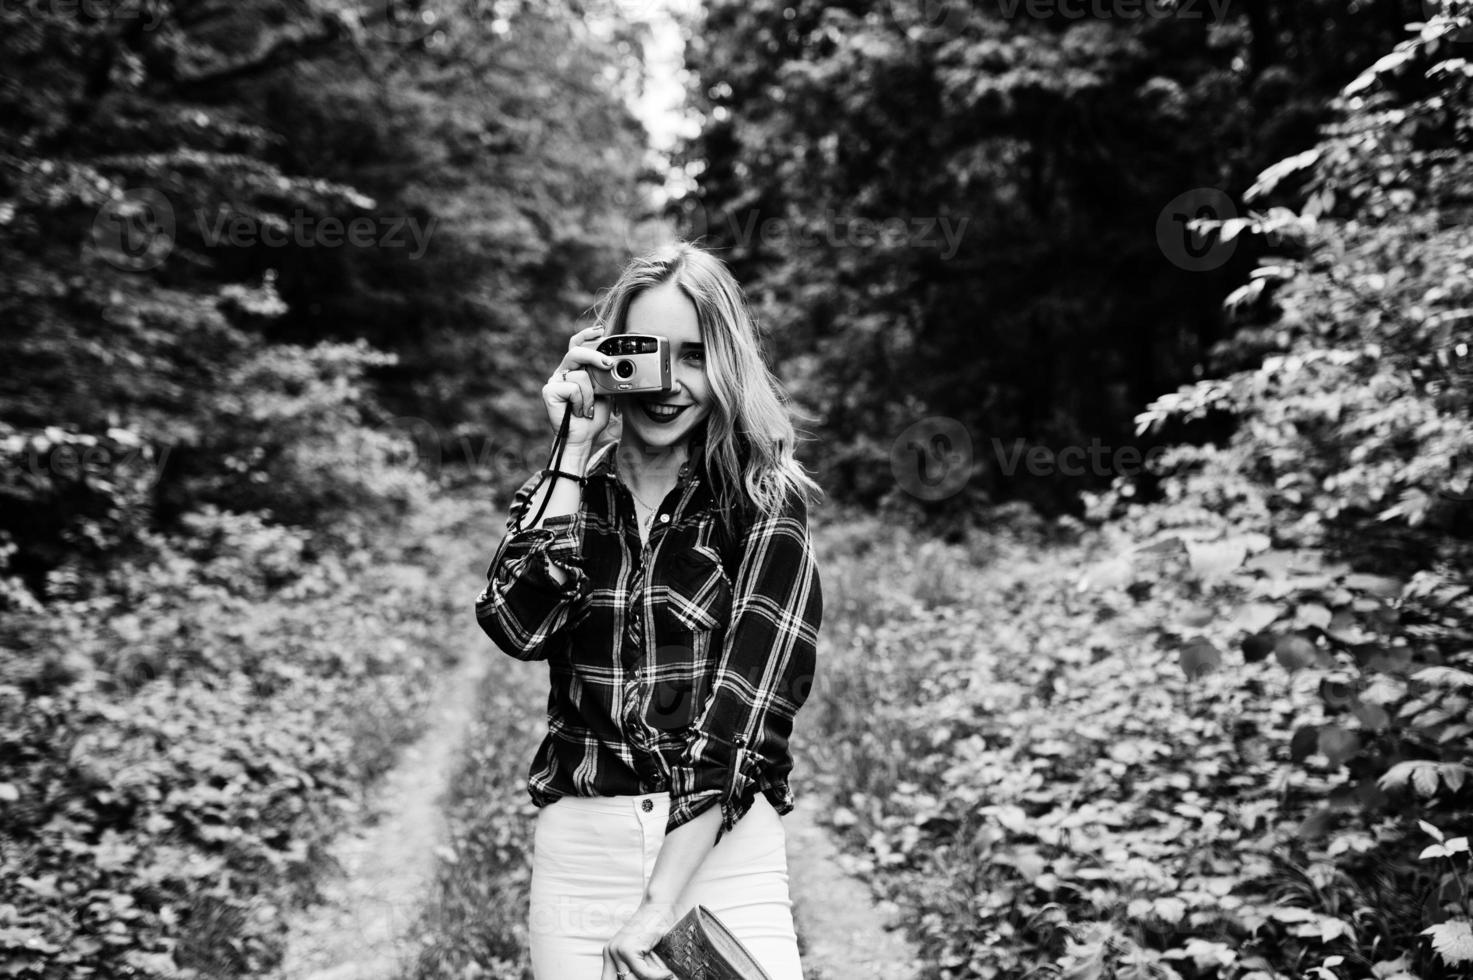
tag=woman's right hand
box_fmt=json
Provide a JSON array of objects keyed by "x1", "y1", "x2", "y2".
[{"x1": 544, "y1": 323, "x2": 616, "y2": 447}]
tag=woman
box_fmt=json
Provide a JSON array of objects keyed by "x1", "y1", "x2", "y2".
[{"x1": 475, "y1": 242, "x2": 824, "y2": 980}]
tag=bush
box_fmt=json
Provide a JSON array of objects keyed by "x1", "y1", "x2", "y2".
[{"x1": 0, "y1": 493, "x2": 473, "y2": 979}]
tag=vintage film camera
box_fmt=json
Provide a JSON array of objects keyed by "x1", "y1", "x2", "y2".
[{"x1": 590, "y1": 333, "x2": 672, "y2": 395}]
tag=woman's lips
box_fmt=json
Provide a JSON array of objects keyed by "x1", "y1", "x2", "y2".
[{"x1": 640, "y1": 402, "x2": 690, "y2": 424}]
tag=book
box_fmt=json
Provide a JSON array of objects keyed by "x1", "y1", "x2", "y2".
[{"x1": 651, "y1": 905, "x2": 776, "y2": 980}]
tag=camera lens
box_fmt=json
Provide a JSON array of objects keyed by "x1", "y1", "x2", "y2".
[{"x1": 613, "y1": 359, "x2": 636, "y2": 380}]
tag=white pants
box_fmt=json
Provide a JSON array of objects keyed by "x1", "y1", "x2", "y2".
[{"x1": 528, "y1": 790, "x2": 803, "y2": 980}]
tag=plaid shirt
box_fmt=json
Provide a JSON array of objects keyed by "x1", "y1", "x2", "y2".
[{"x1": 474, "y1": 433, "x2": 823, "y2": 846}]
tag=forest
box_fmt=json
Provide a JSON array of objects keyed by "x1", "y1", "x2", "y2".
[{"x1": 1, "y1": 1, "x2": 1470, "y2": 978}]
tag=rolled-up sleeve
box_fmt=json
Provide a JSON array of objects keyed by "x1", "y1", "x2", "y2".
[
  {"x1": 665, "y1": 489, "x2": 823, "y2": 845},
  {"x1": 474, "y1": 471, "x2": 588, "y2": 661}
]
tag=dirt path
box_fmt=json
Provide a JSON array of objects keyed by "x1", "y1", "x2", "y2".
[
  {"x1": 266, "y1": 645, "x2": 920, "y2": 979},
  {"x1": 785, "y1": 793, "x2": 924, "y2": 980},
  {"x1": 267, "y1": 650, "x2": 488, "y2": 980}
]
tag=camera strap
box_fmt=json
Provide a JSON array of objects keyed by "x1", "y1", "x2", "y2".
[{"x1": 513, "y1": 402, "x2": 575, "y2": 533}]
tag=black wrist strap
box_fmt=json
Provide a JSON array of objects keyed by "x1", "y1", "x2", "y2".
[
  {"x1": 513, "y1": 403, "x2": 581, "y2": 533},
  {"x1": 541, "y1": 468, "x2": 586, "y2": 487}
]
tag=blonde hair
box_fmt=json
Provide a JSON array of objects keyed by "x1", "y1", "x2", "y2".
[{"x1": 588, "y1": 241, "x2": 823, "y2": 525}]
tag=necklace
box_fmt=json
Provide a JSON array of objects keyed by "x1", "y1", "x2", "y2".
[
  {"x1": 627, "y1": 483, "x2": 663, "y2": 540},
  {"x1": 621, "y1": 455, "x2": 692, "y2": 540}
]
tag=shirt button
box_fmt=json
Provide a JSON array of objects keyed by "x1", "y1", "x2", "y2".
[
  {"x1": 641, "y1": 798, "x2": 653, "y2": 812},
  {"x1": 657, "y1": 513, "x2": 669, "y2": 524}
]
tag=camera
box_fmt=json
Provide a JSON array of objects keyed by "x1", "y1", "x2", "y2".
[{"x1": 590, "y1": 333, "x2": 672, "y2": 395}]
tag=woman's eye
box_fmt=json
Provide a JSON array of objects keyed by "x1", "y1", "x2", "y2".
[{"x1": 684, "y1": 350, "x2": 705, "y2": 365}]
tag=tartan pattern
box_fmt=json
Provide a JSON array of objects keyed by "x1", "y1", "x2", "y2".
[{"x1": 475, "y1": 433, "x2": 823, "y2": 845}]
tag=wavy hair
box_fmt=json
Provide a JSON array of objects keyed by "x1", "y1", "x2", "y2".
[{"x1": 588, "y1": 241, "x2": 822, "y2": 525}]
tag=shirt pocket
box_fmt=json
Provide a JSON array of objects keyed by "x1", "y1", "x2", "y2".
[{"x1": 659, "y1": 543, "x2": 733, "y2": 634}]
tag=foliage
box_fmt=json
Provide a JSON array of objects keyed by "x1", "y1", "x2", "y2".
[
  {"x1": 678, "y1": 0, "x2": 1419, "y2": 513},
  {"x1": 805, "y1": 503, "x2": 1470, "y2": 980},
  {"x1": 0, "y1": 0, "x2": 653, "y2": 586},
  {"x1": 0, "y1": 494, "x2": 478, "y2": 979},
  {"x1": 801, "y1": 13, "x2": 1473, "y2": 979}
]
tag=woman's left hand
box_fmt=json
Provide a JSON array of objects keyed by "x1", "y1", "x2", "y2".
[{"x1": 601, "y1": 901, "x2": 677, "y2": 980}]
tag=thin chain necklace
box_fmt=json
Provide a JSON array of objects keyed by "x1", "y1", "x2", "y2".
[
  {"x1": 627, "y1": 482, "x2": 664, "y2": 540},
  {"x1": 622, "y1": 455, "x2": 692, "y2": 541}
]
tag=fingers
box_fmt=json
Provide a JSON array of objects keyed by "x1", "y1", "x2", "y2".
[
  {"x1": 556, "y1": 349, "x2": 614, "y2": 420},
  {"x1": 635, "y1": 950, "x2": 674, "y2": 980},
  {"x1": 569, "y1": 322, "x2": 605, "y2": 352},
  {"x1": 554, "y1": 367, "x2": 594, "y2": 419},
  {"x1": 601, "y1": 944, "x2": 669, "y2": 980}
]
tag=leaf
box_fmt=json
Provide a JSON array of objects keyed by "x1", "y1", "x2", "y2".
[
  {"x1": 0, "y1": 783, "x2": 17, "y2": 802},
  {"x1": 1414, "y1": 765, "x2": 1440, "y2": 798},
  {"x1": 1317, "y1": 725, "x2": 1360, "y2": 767},
  {"x1": 1179, "y1": 637, "x2": 1223, "y2": 680},
  {"x1": 1275, "y1": 633, "x2": 1320, "y2": 672},
  {"x1": 1422, "y1": 919, "x2": 1473, "y2": 966},
  {"x1": 1295, "y1": 603, "x2": 1333, "y2": 630},
  {"x1": 1352, "y1": 701, "x2": 1390, "y2": 731},
  {"x1": 1154, "y1": 896, "x2": 1187, "y2": 924},
  {"x1": 1233, "y1": 602, "x2": 1282, "y2": 634},
  {"x1": 1079, "y1": 556, "x2": 1133, "y2": 592},
  {"x1": 1420, "y1": 819, "x2": 1446, "y2": 842},
  {"x1": 1440, "y1": 763, "x2": 1471, "y2": 793},
  {"x1": 1343, "y1": 573, "x2": 1403, "y2": 598},
  {"x1": 1380, "y1": 761, "x2": 1425, "y2": 792},
  {"x1": 1412, "y1": 666, "x2": 1473, "y2": 690},
  {"x1": 1290, "y1": 725, "x2": 1321, "y2": 762},
  {"x1": 1186, "y1": 539, "x2": 1249, "y2": 581},
  {"x1": 1241, "y1": 632, "x2": 1275, "y2": 662}
]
